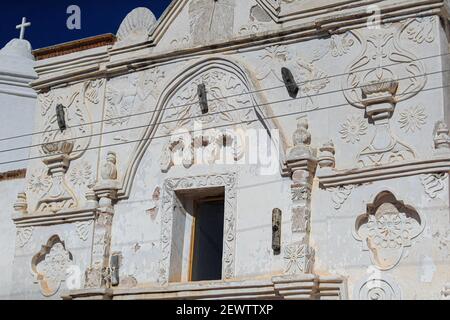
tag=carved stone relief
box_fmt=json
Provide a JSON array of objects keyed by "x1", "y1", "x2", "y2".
[
  {"x1": 355, "y1": 273, "x2": 402, "y2": 300},
  {"x1": 170, "y1": 34, "x2": 191, "y2": 49},
  {"x1": 339, "y1": 22, "x2": 427, "y2": 169},
  {"x1": 343, "y1": 23, "x2": 427, "y2": 109},
  {"x1": 84, "y1": 79, "x2": 105, "y2": 105},
  {"x1": 39, "y1": 86, "x2": 92, "y2": 161},
  {"x1": 284, "y1": 242, "x2": 314, "y2": 274},
  {"x1": 69, "y1": 161, "x2": 94, "y2": 188},
  {"x1": 421, "y1": 173, "x2": 447, "y2": 199},
  {"x1": 239, "y1": 23, "x2": 267, "y2": 36},
  {"x1": 189, "y1": 0, "x2": 235, "y2": 46},
  {"x1": 354, "y1": 191, "x2": 424, "y2": 270},
  {"x1": 329, "y1": 185, "x2": 355, "y2": 210},
  {"x1": 330, "y1": 33, "x2": 355, "y2": 57},
  {"x1": 255, "y1": 44, "x2": 329, "y2": 111},
  {"x1": 35, "y1": 82, "x2": 96, "y2": 213},
  {"x1": 75, "y1": 221, "x2": 93, "y2": 241},
  {"x1": 398, "y1": 105, "x2": 427, "y2": 133},
  {"x1": 256, "y1": 45, "x2": 290, "y2": 82},
  {"x1": 339, "y1": 115, "x2": 368, "y2": 144},
  {"x1": 27, "y1": 168, "x2": 51, "y2": 196},
  {"x1": 115, "y1": 7, "x2": 157, "y2": 46},
  {"x1": 405, "y1": 17, "x2": 436, "y2": 45},
  {"x1": 158, "y1": 173, "x2": 237, "y2": 285},
  {"x1": 433, "y1": 121, "x2": 450, "y2": 154},
  {"x1": 284, "y1": 117, "x2": 317, "y2": 275},
  {"x1": 105, "y1": 67, "x2": 164, "y2": 127},
  {"x1": 16, "y1": 227, "x2": 33, "y2": 248},
  {"x1": 161, "y1": 67, "x2": 255, "y2": 135},
  {"x1": 356, "y1": 81, "x2": 416, "y2": 168},
  {"x1": 238, "y1": 4, "x2": 272, "y2": 36},
  {"x1": 160, "y1": 128, "x2": 245, "y2": 172},
  {"x1": 31, "y1": 235, "x2": 73, "y2": 297}
]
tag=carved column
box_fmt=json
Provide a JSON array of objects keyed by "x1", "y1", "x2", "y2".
[
  {"x1": 85, "y1": 151, "x2": 118, "y2": 288},
  {"x1": 284, "y1": 117, "x2": 317, "y2": 275}
]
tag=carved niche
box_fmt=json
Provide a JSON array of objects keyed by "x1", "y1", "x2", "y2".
[
  {"x1": 158, "y1": 173, "x2": 237, "y2": 285},
  {"x1": 31, "y1": 235, "x2": 73, "y2": 297},
  {"x1": 354, "y1": 191, "x2": 424, "y2": 270}
]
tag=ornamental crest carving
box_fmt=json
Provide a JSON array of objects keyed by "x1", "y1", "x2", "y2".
[
  {"x1": 39, "y1": 86, "x2": 92, "y2": 161},
  {"x1": 35, "y1": 83, "x2": 95, "y2": 213},
  {"x1": 343, "y1": 22, "x2": 426, "y2": 109},
  {"x1": 354, "y1": 191, "x2": 424, "y2": 270}
]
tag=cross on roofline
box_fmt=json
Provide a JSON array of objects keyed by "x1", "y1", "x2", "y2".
[{"x1": 16, "y1": 17, "x2": 31, "y2": 40}]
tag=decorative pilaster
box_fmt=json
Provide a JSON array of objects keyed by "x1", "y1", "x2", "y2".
[
  {"x1": 85, "y1": 151, "x2": 118, "y2": 289},
  {"x1": 284, "y1": 117, "x2": 317, "y2": 274}
]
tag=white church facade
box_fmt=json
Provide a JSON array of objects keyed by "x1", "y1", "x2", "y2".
[{"x1": 0, "y1": 0, "x2": 449, "y2": 300}]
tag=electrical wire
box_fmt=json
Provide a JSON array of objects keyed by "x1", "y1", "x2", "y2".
[
  {"x1": 0, "y1": 50, "x2": 447, "y2": 143},
  {"x1": 0, "y1": 66, "x2": 444, "y2": 155},
  {"x1": 0, "y1": 80, "x2": 447, "y2": 166}
]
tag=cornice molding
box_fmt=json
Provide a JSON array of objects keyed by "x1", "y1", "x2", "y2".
[{"x1": 30, "y1": 0, "x2": 449, "y2": 91}]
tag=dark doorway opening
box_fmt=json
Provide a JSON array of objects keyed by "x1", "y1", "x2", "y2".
[{"x1": 191, "y1": 199, "x2": 224, "y2": 281}]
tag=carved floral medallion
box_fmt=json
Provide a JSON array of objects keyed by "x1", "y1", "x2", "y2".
[
  {"x1": 354, "y1": 192, "x2": 423, "y2": 270},
  {"x1": 31, "y1": 236, "x2": 73, "y2": 297}
]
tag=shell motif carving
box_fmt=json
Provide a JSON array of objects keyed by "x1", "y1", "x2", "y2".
[{"x1": 116, "y1": 7, "x2": 157, "y2": 44}]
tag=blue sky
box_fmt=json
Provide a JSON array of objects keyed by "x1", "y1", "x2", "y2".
[{"x1": 0, "y1": 0, "x2": 172, "y2": 50}]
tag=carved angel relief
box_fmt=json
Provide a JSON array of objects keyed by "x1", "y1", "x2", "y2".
[
  {"x1": 354, "y1": 192, "x2": 423, "y2": 270},
  {"x1": 105, "y1": 68, "x2": 164, "y2": 127},
  {"x1": 255, "y1": 45, "x2": 329, "y2": 111}
]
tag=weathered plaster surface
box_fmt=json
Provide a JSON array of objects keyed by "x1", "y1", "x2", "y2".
[{"x1": 1, "y1": 0, "x2": 450, "y2": 300}]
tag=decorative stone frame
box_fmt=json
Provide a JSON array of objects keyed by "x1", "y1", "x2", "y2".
[{"x1": 158, "y1": 172, "x2": 237, "y2": 285}]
